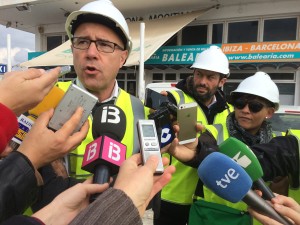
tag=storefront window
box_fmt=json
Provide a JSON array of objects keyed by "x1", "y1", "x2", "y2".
[
  {"x1": 182, "y1": 25, "x2": 208, "y2": 45},
  {"x1": 263, "y1": 18, "x2": 297, "y2": 41},
  {"x1": 165, "y1": 73, "x2": 176, "y2": 81},
  {"x1": 228, "y1": 21, "x2": 258, "y2": 43},
  {"x1": 47, "y1": 36, "x2": 62, "y2": 51},
  {"x1": 212, "y1": 23, "x2": 223, "y2": 44},
  {"x1": 164, "y1": 34, "x2": 177, "y2": 46},
  {"x1": 153, "y1": 73, "x2": 163, "y2": 81}
]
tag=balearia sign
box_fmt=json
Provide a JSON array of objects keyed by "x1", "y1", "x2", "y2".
[{"x1": 145, "y1": 41, "x2": 300, "y2": 64}]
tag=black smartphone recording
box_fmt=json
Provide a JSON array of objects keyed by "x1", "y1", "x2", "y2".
[{"x1": 144, "y1": 88, "x2": 168, "y2": 110}]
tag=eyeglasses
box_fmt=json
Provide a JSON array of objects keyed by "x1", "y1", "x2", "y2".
[
  {"x1": 71, "y1": 37, "x2": 124, "y2": 53},
  {"x1": 233, "y1": 98, "x2": 266, "y2": 113}
]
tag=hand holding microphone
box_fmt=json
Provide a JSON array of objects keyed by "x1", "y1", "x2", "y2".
[
  {"x1": 249, "y1": 192, "x2": 300, "y2": 225},
  {"x1": 81, "y1": 104, "x2": 127, "y2": 201},
  {"x1": 219, "y1": 137, "x2": 276, "y2": 201},
  {"x1": 198, "y1": 152, "x2": 293, "y2": 225}
]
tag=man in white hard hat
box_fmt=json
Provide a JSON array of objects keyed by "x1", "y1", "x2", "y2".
[
  {"x1": 33, "y1": 0, "x2": 149, "y2": 210},
  {"x1": 57, "y1": 0, "x2": 149, "y2": 180},
  {"x1": 155, "y1": 46, "x2": 233, "y2": 225}
]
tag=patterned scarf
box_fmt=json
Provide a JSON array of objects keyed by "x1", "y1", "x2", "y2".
[{"x1": 226, "y1": 112, "x2": 273, "y2": 146}]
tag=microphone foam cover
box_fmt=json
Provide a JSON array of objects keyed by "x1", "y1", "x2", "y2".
[{"x1": 198, "y1": 152, "x2": 252, "y2": 203}]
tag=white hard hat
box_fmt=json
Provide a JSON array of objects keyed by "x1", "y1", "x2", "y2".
[
  {"x1": 191, "y1": 45, "x2": 230, "y2": 77},
  {"x1": 65, "y1": 0, "x2": 132, "y2": 54},
  {"x1": 231, "y1": 71, "x2": 280, "y2": 110}
]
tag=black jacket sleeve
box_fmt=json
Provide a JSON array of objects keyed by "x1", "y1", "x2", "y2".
[
  {"x1": 31, "y1": 165, "x2": 82, "y2": 212},
  {"x1": 184, "y1": 134, "x2": 299, "y2": 189},
  {"x1": 0, "y1": 215, "x2": 43, "y2": 225},
  {"x1": 0, "y1": 151, "x2": 38, "y2": 222},
  {"x1": 250, "y1": 135, "x2": 299, "y2": 188},
  {"x1": 184, "y1": 131, "x2": 218, "y2": 168}
]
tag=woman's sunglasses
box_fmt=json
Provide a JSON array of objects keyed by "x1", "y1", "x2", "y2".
[{"x1": 233, "y1": 98, "x2": 266, "y2": 113}]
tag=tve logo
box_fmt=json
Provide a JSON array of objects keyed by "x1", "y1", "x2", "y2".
[
  {"x1": 216, "y1": 168, "x2": 240, "y2": 188},
  {"x1": 0, "y1": 64, "x2": 7, "y2": 74}
]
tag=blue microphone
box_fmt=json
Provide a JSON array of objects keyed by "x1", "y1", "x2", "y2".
[{"x1": 198, "y1": 152, "x2": 293, "y2": 225}]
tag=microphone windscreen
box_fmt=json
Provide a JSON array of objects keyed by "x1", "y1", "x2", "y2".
[
  {"x1": 219, "y1": 137, "x2": 263, "y2": 181},
  {"x1": 92, "y1": 104, "x2": 126, "y2": 141},
  {"x1": 198, "y1": 152, "x2": 252, "y2": 203},
  {"x1": 28, "y1": 86, "x2": 65, "y2": 117}
]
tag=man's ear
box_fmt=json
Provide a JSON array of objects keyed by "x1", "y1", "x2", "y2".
[
  {"x1": 119, "y1": 50, "x2": 128, "y2": 68},
  {"x1": 219, "y1": 77, "x2": 227, "y2": 88}
]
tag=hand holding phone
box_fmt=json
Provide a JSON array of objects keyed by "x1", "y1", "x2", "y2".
[{"x1": 144, "y1": 88, "x2": 168, "y2": 110}]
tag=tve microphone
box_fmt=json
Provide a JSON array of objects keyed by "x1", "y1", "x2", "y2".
[
  {"x1": 82, "y1": 104, "x2": 127, "y2": 200},
  {"x1": 219, "y1": 137, "x2": 275, "y2": 201},
  {"x1": 198, "y1": 152, "x2": 293, "y2": 225}
]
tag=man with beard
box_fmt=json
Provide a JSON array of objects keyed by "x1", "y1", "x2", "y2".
[{"x1": 154, "y1": 45, "x2": 233, "y2": 225}]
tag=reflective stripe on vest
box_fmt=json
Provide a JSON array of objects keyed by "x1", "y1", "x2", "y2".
[
  {"x1": 161, "y1": 90, "x2": 231, "y2": 204},
  {"x1": 57, "y1": 81, "x2": 147, "y2": 179}
]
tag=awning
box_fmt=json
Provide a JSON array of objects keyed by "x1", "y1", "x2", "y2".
[{"x1": 19, "y1": 8, "x2": 211, "y2": 67}]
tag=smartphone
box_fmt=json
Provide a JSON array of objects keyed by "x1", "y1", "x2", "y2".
[
  {"x1": 144, "y1": 88, "x2": 168, "y2": 110},
  {"x1": 177, "y1": 102, "x2": 197, "y2": 145},
  {"x1": 48, "y1": 84, "x2": 98, "y2": 132},
  {"x1": 137, "y1": 119, "x2": 164, "y2": 174}
]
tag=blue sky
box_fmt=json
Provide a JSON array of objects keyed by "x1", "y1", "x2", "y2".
[{"x1": 0, "y1": 25, "x2": 35, "y2": 66}]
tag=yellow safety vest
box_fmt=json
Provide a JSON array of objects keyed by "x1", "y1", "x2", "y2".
[
  {"x1": 286, "y1": 129, "x2": 300, "y2": 204},
  {"x1": 57, "y1": 81, "x2": 148, "y2": 179},
  {"x1": 161, "y1": 90, "x2": 233, "y2": 204}
]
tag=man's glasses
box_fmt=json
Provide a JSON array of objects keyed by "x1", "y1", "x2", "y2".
[
  {"x1": 233, "y1": 98, "x2": 266, "y2": 113},
  {"x1": 71, "y1": 37, "x2": 124, "y2": 53}
]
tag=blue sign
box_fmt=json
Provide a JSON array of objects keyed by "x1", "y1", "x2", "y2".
[
  {"x1": 0, "y1": 64, "x2": 7, "y2": 74},
  {"x1": 28, "y1": 51, "x2": 46, "y2": 60},
  {"x1": 145, "y1": 44, "x2": 220, "y2": 65}
]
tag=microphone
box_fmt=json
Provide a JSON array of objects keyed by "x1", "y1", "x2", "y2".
[
  {"x1": 81, "y1": 104, "x2": 127, "y2": 201},
  {"x1": 28, "y1": 86, "x2": 65, "y2": 120},
  {"x1": 198, "y1": 152, "x2": 293, "y2": 225},
  {"x1": 219, "y1": 137, "x2": 275, "y2": 201}
]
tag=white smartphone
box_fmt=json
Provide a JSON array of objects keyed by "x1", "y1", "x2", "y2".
[
  {"x1": 177, "y1": 102, "x2": 197, "y2": 145},
  {"x1": 137, "y1": 119, "x2": 164, "y2": 174},
  {"x1": 48, "y1": 84, "x2": 98, "y2": 132}
]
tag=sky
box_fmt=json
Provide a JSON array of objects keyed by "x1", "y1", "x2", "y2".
[{"x1": 0, "y1": 24, "x2": 35, "y2": 67}]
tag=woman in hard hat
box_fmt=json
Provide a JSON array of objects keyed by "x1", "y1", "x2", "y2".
[{"x1": 163, "y1": 71, "x2": 300, "y2": 225}]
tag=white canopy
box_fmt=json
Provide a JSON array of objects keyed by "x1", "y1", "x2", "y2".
[{"x1": 20, "y1": 9, "x2": 210, "y2": 67}]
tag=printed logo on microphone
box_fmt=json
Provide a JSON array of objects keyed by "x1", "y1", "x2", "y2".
[
  {"x1": 102, "y1": 136, "x2": 126, "y2": 166},
  {"x1": 160, "y1": 124, "x2": 175, "y2": 147},
  {"x1": 161, "y1": 127, "x2": 172, "y2": 143},
  {"x1": 82, "y1": 138, "x2": 103, "y2": 167},
  {"x1": 101, "y1": 105, "x2": 121, "y2": 124},
  {"x1": 216, "y1": 168, "x2": 239, "y2": 188},
  {"x1": 12, "y1": 115, "x2": 34, "y2": 144},
  {"x1": 232, "y1": 152, "x2": 251, "y2": 168}
]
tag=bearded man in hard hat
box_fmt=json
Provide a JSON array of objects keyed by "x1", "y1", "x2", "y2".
[{"x1": 155, "y1": 45, "x2": 233, "y2": 225}]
